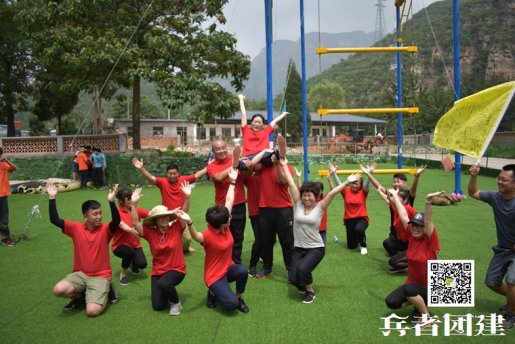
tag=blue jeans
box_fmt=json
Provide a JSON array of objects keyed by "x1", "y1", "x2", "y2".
[
  {"x1": 0, "y1": 196, "x2": 11, "y2": 239},
  {"x1": 209, "y1": 264, "x2": 248, "y2": 310}
]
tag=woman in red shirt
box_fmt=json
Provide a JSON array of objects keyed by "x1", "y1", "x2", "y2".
[
  {"x1": 386, "y1": 189, "x2": 442, "y2": 323},
  {"x1": 182, "y1": 167, "x2": 250, "y2": 313},
  {"x1": 131, "y1": 186, "x2": 190, "y2": 316}
]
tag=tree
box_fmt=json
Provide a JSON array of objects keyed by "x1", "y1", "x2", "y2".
[
  {"x1": 112, "y1": 94, "x2": 163, "y2": 119},
  {"x1": 0, "y1": 1, "x2": 32, "y2": 136},
  {"x1": 307, "y1": 82, "x2": 345, "y2": 112},
  {"x1": 280, "y1": 60, "x2": 309, "y2": 142},
  {"x1": 17, "y1": 0, "x2": 250, "y2": 148}
]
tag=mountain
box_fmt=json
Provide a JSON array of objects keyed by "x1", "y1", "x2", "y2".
[
  {"x1": 240, "y1": 31, "x2": 375, "y2": 100},
  {"x1": 308, "y1": 0, "x2": 515, "y2": 132}
]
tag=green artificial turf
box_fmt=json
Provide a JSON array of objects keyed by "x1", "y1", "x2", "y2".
[{"x1": 0, "y1": 162, "x2": 511, "y2": 343}]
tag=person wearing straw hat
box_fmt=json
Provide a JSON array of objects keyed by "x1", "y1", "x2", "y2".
[
  {"x1": 46, "y1": 182, "x2": 120, "y2": 317},
  {"x1": 183, "y1": 167, "x2": 250, "y2": 313},
  {"x1": 130, "y1": 183, "x2": 191, "y2": 316}
]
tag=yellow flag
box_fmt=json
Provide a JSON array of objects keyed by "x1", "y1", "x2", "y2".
[{"x1": 433, "y1": 81, "x2": 515, "y2": 158}]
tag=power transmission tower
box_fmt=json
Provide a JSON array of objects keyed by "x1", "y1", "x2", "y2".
[{"x1": 373, "y1": 0, "x2": 387, "y2": 45}]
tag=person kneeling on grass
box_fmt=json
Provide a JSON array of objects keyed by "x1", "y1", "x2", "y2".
[
  {"x1": 130, "y1": 183, "x2": 192, "y2": 316},
  {"x1": 385, "y1": 188, "x2": 442, "y2": 325},
  {"x1": 281, "y1": 158, "x2": 350, "y2": 304},
  {"x1": 183, "y1": 167, "x2": 250, "y2": 313},
  {"x1": 46, "y1": 181, "x2": 120, "y2": 317}
]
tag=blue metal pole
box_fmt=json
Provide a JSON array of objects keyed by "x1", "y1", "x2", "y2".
[
  {"x1": 453, "y1": 0, "x2": 463, "y2": 195},
  {"x1": 265, "y1": 0, "x2": 274, "y2": 142},
  {"x1": 300, "y1": 0, "x2": 309, "y2": 181},
  {"x1": 395, "y1": 5, "x2": 403, "y2": 168}
]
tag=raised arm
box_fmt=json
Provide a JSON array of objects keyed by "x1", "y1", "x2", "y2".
[
  {"x1": 328, "y1": 162, "x2": 342, "y2": 186},
  {"x1": 274, "y1": 156, "x2": 288, "y2": 184},
  {"x1": 180, "y1": 181, "x2": 191, "y2": 213},
  {"x1": 269, "y1": 112, "x2": 289, "y2": 129},
  {"x1": 178, "y1": 210, "x2": 204, "y2": 244},
  {"x1": 468, "y1": 164, "x2": 481, "y2": 200},
  {"x1": 224, "y1": 167, "x2": 238, "y2": 214},
  {"x1": 130, "y1": 188, "x2": 144, "y2": 236},
  {"x1": 132, "y1": 158, "x2": 157, "y2": 184},
  {"x1": 360, "y1": 163, "x2": 384, "y2": 193},
  {"x1": 107, "y1": 184, "x2": 121, "y2": 232},
  {"x1": 281, "y1": 158, "x2": 300, "y2": 203},
  {"x1": 424, "y1": 192, "x2": 442, "y2": 238},
  {"x1": 194, "y1": 166, "x2": 208, "y2": 180},
  {"x1": 326, "y1": 174, "x2": 335, "y2": 190},
  {"x1": 46, "y1": 181, "x2": 64, "y2": 230},
  {"x1": 294, "y1": 167, "x2": 302, "y2": 189},
  {"x1": 409, "y1": 165, "x2": 427, "y2": 198},
  {"x1": 319, "y1": 174, "x2": 360, "y2": 211},
  {"x1": 361, "y1": 162, "x2": 376, "y2": 192},
  {"x1": 239, "y1": 94, "x2": 247, "y2": 128},
  {"x1": 389, "y1": 188, "x2": 409, "y2": 230}
]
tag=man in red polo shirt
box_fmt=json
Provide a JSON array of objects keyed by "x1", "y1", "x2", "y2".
[
  {"x1": 132, "y1": 159, "x2": 207, "y2": 253},
  {"x1": 207, "y1": 139, "x2": 248, "y2": 264},
  {"x1": 46, "y1": 181, "x2": 120, "y2": 317},
  {"x1": 256, "y1": 154, "x2": 294, "y2": 279}
]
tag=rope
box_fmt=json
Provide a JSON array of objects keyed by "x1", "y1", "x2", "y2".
[{"x1": 17, "y1": 0, "x2": 156, "y2": 243}]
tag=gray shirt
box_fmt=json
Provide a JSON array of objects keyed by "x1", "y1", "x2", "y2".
[
  {"x1": 293, "y1": 202, "x2": 325, "y2": 248},
  {"x1": 480, "y1": 191, "x2": 515, "y2": 249}
]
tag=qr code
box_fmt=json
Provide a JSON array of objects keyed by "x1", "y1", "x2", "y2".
[{"x1": 428, "y1": 260, "x2": 474, "y2": 307}]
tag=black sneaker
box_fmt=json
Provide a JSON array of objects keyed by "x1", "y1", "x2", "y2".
[
  {"x1": 108, "y1": 283, "x2": 119, "y2": 304},
  {"x1": 207, "y1": 290, "x2": 216, "y2": 308},
  {"x1": 503, "y1": 311, "x2": 515, "y2": 331},
  {"x1": 255, "y1": 268, "x2": 273, "y2": 279},
  {"x1": 130, "y1": 266, "x2": 141, "y2": 274},
  {"x1": 63, "y1": 295, "x2": 85, "y2": 313},
  {"x1": 302, "y1": 291, "x2": 315, "y2": 304},
  {"x1": 237, "y1": 298, "x2": 250, "y2": 313},
  {"x1": 388, "y1": 266, "x2": 408, "y2": 274},
  {"x1": 248, "y1": 266, "x2": 257, "y2": 277}
]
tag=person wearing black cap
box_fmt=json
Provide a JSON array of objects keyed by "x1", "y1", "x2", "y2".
[{"x1": 385, "y1": 189, "x2": 442, "y2": 323}]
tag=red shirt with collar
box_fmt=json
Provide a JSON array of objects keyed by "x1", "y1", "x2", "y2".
[
  {"x1": 142, "y1": 221, "x2": 186, "y2": 276},
  {"x1": 406, "y1": 228, "x2": 440, "y2": 286},
  {"x1": 241, "y1": 125, "x2": 274, "y2": 156},
  {"x1": 341, "y1": 187, "x2": 369, "y2": 223},
  {"x1": 207, "y1": 154, "x2": 246, "y2": 206},
  {"x1": 258, "y1": 164, "x2": 293, "y2": 208},
  {"x1": 202, "y1": 224, "x2": 234, "y2": 287},
  {"x1": 111, "y1": 205, "x2": 149, "y2": 251},
  {"x1": 155, "y1": 175, "x2": 196, "y2": 210},
  {"x1": 63, "y1": 221, "x2": 113, "y2": 279}
]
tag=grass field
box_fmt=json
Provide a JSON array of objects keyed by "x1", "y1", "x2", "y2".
[{"x1": 0, "y1": 162, "x2": 511, "y2": 343}]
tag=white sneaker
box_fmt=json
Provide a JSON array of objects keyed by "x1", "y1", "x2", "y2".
[
  {"x1": 169, "y1": 301, "x2": 182, "y2": 316},
  {"x1": 360, "y1": 247, "x2": 368, "y2": 255}
]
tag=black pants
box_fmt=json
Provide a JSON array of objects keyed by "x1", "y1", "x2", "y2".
[
  {"x1": 259, "y1": 207, "x2": 294, "y2": 271},
  {"x1": 229, "y1": 203, "x2": 246, "y2": 264},
  {"x1": 249, "y1": 215, "x2": 262, "y2": 268},
  {"x1": 386, "y1": 283, "x2": 427, "y2": 309},
  {"x1": 290, "y1": 247, "x2": 325, "y2": 288},
  {"x1": 383, "y1": 232, "x2": 408, "y2": 257},
  {"x1": 344, "y1": 217, "x2": 368, "y2": 249},
  {"x1": 92, "y1": 167, "x2": 103, "y2": 187},
  {"x1": 151, "y1": 270, "x2": 185, "y2": 310},
  {"x1": 79, "y1": 170, "x2": 89, "y2": 188},
  {"x1": 0, "y1": 196, "x2": 11, "y2": 240},
  {"x1": 113, "y1": 245, "x2": 148, "y2": 270},
  {"x1": 389, "y1": 250, "x2": 408, "y2": 269}
]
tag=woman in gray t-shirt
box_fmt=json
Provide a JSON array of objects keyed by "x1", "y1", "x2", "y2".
[{"x1": 280, "y1": 158, "x2": 360, "y2": 304}]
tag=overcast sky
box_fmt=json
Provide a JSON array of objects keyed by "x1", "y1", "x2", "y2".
[{"x1": 221, "y1": 0, "x2": 441, "y2": 58}]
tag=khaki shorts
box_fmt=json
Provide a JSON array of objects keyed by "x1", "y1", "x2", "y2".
[{"x1": 65, "y1": 271, "x2": 110, "y2": 305}]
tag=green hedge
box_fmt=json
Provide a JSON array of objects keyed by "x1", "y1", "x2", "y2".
[{"x1": 9, "y1": 152, "x2": 210, "y2": 186}]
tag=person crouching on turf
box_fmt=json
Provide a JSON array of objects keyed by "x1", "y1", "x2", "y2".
[
  {"x1": 282, "y1": 158, "x2": 354, "y2": 303},
  {"x1": 130, "y1": 183, "x2": 191, "y2": 316},
  {"x1": 46, "y1": 181, "x2": 120, "y2": 317},
  {"x1": 385, "y1": 188, "x2": 442, "y2": 324},
  {"x1": 112, "y1": 187, "x2": 149, "y2": 286},
  {"x1": 183, "y1": 167, "x2": 250, "y2": 313}
]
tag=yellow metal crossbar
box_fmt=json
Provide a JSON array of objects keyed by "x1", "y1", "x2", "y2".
[
  {"x1": 316, "y1": 46, "x2": 417, "y2": 54},
  {"x1": 318, "y1": 169, "x2": 417, "y2": 176},
  {"x1": 318, "y1": 107, "x2": 419, "y2": 115}
]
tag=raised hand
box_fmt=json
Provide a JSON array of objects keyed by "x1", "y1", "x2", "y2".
[
  {"x1": 415, "y1": 165, "x2": 427, "y2": 176},
  {"x1": 45, "y1": 180, "x2": 58, "y2": 199},
  {"x1": 295, "y1": 167, "x2": 302, "y2": 177},
  {"x1": 107, "y1": 184, "x2": 119, "y2": 202},
  {"x1": 228, "y1": 167, "x2": 238, "y2": 182},
  {"x1": 359, "y1": 164, "x2": 370, "y2": 174},
  {"x1": 347, "y1": 173, "x2": 361, "y2": 184},
  {"x1": 470, "y1": 164, "x2": 480, "y2": 176},
  {"x1": 238, "y1": 94, "x2": 245, "y2": 100},
  {"x1": 132, "y1": 158, "x2": 143, "y2": 170},
  {"x1": 131, "y1": 187, "x2": 142, "y2": 204},
  {"x1": 387, "y1": 188, "x2": 399, "y2": 198},
  {"x1": 279, "y1": 157, "x2": 289, "y2": 166},
  {"x1": 181, "y1": 181, "x2": 192, "y2": 197},
  {"x1": 176, "y1": 210, "x2": 191, "y2": 223}
]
